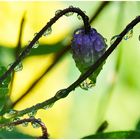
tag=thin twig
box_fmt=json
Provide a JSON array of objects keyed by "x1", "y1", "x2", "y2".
[
  {"x1": 0, "y1": 7, "x2": 90, "y2": 84},
  {"x1": 7, "y1": 15, "x2": 140, "y2": 119},
  {"x1": 0, "y1": 117, "x2": 48, "y2": 139},
  {"x1": 89, "y1": 1, "x2": 110, "y2": 23},
  {"x1": 96, "y1": 120, "x2": 108, "y2": 133},
  {"x1": 9, "y1": 12, "x2": 26, "y2": 97},
  {"x1": 12, "y1": 2, "x2": 111, "y2": 107}
]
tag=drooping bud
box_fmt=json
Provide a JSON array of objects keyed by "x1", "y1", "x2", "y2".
[{"x1": 71, "y1": 28, "x2": 107, "y2": 85}]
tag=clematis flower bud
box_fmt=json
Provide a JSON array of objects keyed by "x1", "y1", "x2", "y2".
[{"x1": 71, "y1": 28, "x2": 107, "y2": 86}]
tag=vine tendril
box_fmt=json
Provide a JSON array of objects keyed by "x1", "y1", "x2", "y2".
[{"x1": 0, "y1": 7, "x2": 90, "y2": 84}]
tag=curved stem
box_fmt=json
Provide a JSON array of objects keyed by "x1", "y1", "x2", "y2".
[
  {"x1": 12, "y1": 2, "x2": 110, "y2": 108},
  {"x1": 0, "y1": 117, "x2": 48, "y2": 139},
  {"x1": 0, "y1": 7, "x2": 90, "y2": 84},
  {"x1": 6, "y1": 16, "x2": 140, "y2": 119}
]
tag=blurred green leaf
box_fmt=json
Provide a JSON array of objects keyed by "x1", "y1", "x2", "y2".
[
  {"x1": 29, "y1": 42, "x2": 66, "y2": 56},
  {"x1": 136, "y1": 120, "x2": 140, "y2": 131},
  {"x1": 0, "y1": 129, "x2": 34, "y2": 138},
  {"x1": 0, "y1": 41, "x2": 66, "y2": 58},
  {"x1": 83, "y1": 131, "x2": 140, "y2": 139},
  {"x1": 0, "y1": 66, "x2": 11, "y2": 112}
]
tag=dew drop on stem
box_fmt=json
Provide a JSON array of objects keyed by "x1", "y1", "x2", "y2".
[
  {"x1": 123, "y1": 28, "x2": 133, "y2": 40},
  {"x1": 22, "y1": 121, "x2": 29, "y2": 127},
  {"x1": 65, "y1": 12, "x2": 74, "y2": 17},
  {"x1": 13, "y1": 117, "x2": 20, "y2": 122},
  {"x1": 55, "y1": 10, "x2": 62, "y2": 15},
  {"x1": 34, "y1": 33, "x2": 38, "y2": 36},
  {"x1": 43, "y1": 103, "x2": 54, "y2": 110},
  {"x1": 77, "y1": 14, "x2": 82, "y2": 20},
  {"x1": 5, "y1": 126, "x2": 14, "y2": 131},
  {"x1": 31, "y1": 121, "x2": 40, "y2": 128},
  {"x1": 33, "y1": 41, "x2": 39, "y2": 48},
  {"x1": 28, "y1": 110, "x2": 37, "y2": 117},
  {"x1": 43, "y1": 27, "x2": 52, "y2": 36},
  {"x1": 110, "y1": 35, "x2": 120, "y2": 45},
  {"x1": 3, "y1": 109, "x2": 17, "y2": 119},
  {"x1": 14, "y1": 62, "x2": 23, "y2": 72}
]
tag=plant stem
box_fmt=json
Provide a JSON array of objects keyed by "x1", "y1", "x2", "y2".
[
  {"x1": 0, "y1": 117, "x2": 48, "y2": 138},
  {"x1": 0, "y1": 7, "x2": 90, "y2": 84},
  {"x1": 7, "y1": 16, "x2": 140, "y2": 119}
]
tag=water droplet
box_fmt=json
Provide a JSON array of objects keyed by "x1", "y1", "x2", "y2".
[
  {"x1": 13, "y1": 117, "x2": 20, "y2": 122},
  {"x1": 55, "y1": 10, "x2": 62, "y2": 15},
  {"x1": 25, "y1": 47, "x2": 31, "y2": 55},
  {"x1": 65, "y1": 12, "x2": 73, "y2": 17},
  {"x1": 43, "y1": 103, "x2": 54, "y2": 110},
  {"x1": 22, "y1": 121, "x2": 28, "y2": 127},
  {"x1": 28, "y1": 40, "x2": 31, "y2": 44},
  {"x1": 0, "y1": 66, "x2": 11, "y2": 87},
  {"x1": 3, "y1": 110, "x2": 17, "y2": 119},
  {"x1": 69, "y1": 5, "x2": 73, "y2": 8},
  {"x1": 80, "y1": 78, "x2": 95, "y2": 90},
  {"x1": 31, "y1": 121, "x2": 40, "y2": 128},
  {"x1": 123, "y1": 29, "x2": 133, "y2": 40},
  {"x1": 14, "y1": 62, "x2": 23, "y2": 72},
  {"x1": 43, "y1": 27, "x2": 52, "y2": 36},
  {"x1": 33, "y1": 41, "x2": 39, "y2": 48},
  {"x1": 28, "y1": 110, "x2": 37, "y2": 117},
  {"x1": 77, "y1": 14, "x2": 82, "y2": 20},
  {"x1": 110, "y1": 35, "x2": 120, "y2": 45},
  {"x1": 104, "y1": 38, "x2": 107, "y2": 43},
  {"x1": 55, "y1": 89, "x2": 67, "y2": 99},
  {"x1": 34, "y1": 33, "x2": 38, "y2": 36},
  {"x1": 7, "y1": 63, "x2": 13, "y2": 69},
  {"x1": 5, "y1": 126, "x2": 14, "y2": 131}
]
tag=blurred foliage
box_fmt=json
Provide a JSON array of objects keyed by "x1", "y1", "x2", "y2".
[
  {"x1": 0, "y1": 129, "x2": 33, "y2": 139},
  {"x1": 83, "y1": 131, "x2": 140, "y2": 139},
  {"x1": 0, "y1": 1, "x2": 140, "y2": 139}
]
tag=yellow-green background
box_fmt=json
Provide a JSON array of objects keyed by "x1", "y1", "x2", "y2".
[{"x1": 0, "y1": 1, "x2": 140, "y2": 138}]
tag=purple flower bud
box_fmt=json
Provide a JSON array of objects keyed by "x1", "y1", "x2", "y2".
[{"x1": 71, "y1": 28, "x2": 107, "y2": 83}]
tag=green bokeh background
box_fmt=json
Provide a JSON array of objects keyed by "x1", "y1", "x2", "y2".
[{"x1": 0, "y1": 1, "x2": 140, "y2": 138}]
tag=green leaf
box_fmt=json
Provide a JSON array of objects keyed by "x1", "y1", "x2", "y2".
[
  {"x1": 136, "y1": 120, "x2": 140, "y2": 131},
  {"x1": 83, "y1": 131, "x2": 140, "y2": 139},
  {"x1": 0, "y1": 129, "x2": 34, "y2": 138},
  {"x1": 29, "y1": 42, "x2": 66, "y2": 56},
  {"x1": 0, "y1": 66, "x2": 11, "y2": 88}
]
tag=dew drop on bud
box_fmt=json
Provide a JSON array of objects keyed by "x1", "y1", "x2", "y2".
[
  {"x1": 77, "y1": 14, "x2": 82, "y2": 20},
  {"x1": 14, "y1": 62, "x2": 23, "y2": 72},
  {"x1": 33, "y1": 41, "x2": 39, "y2": 48},
  {"x1": 123, "y1": 29, "x2": 133, "y2": 40},
  {"x1": 104, "y1": 38, "x2": 107, "y2": 43},
  {"x1": 55, "y1": 10, "x2": 62, "y2": 15},
  {"x1": 43, "y1": 27, "x2": 52, "y2": 36},
  {"x1": 80, "y1": 78, "x2": 95, "y2": 90},
  {"x1": 28, "y1": 110, "x2": 37, "y2": 117},
  {"x1": 22, "y1": 121, "x2": 29, "y2": 127}
]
